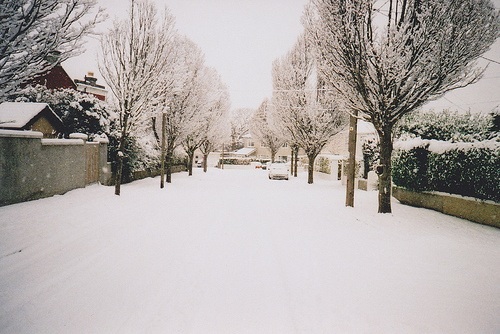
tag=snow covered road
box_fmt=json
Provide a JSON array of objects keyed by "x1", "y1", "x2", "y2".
[{"x1": 1, "y1": 168, "x2": 499, "y2": 333}]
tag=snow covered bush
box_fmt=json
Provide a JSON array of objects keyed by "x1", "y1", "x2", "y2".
[
  {"x1": 9, "y1": 85, "x2": 112, "y2": 140},
  {"x1": 107, "y1": 120, "x2": 162, "y2": 184},
  {"x1": 219, "y1": 158, "x2": 250, "y2": 166},
  {"x1": 395, "y1": 109, "x2": 496, "y2": 142},
  {"x1": 393, "y1": 139, "x2": 499, "y2": 202},
  {"x1": 316, "y1": 156, "x2": 331, "y2": 174},
  {"x1": 392, "y1": 148, "x2": 430, "y2": 192},
  {"x1": 361, "y1": 137, "x2": 379, "y2": 179},
  {"x1": 427, "y1": 145, "x2": 499, "y2": 202}
]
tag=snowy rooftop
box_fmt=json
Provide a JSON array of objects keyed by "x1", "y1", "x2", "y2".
[
  {"x1": 0, "y1": 102, "x2": 53, "y2": 128},
  {"x1": 232, "y1": 147, "x2": 256, "y2": 156}
]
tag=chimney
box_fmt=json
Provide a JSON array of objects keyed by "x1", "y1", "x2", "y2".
[{"x1": 84, "y1": 72, "x2": 98, "y2": 86}]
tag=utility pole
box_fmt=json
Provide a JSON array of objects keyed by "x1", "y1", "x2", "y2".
[
  {"x1": 293, "y1": 145, "x2": 300, "y2": 177},
  {"x1": 221, "y1": 143, "x2": 225, "y2": 169},
  {"x1": 345, "y1": 111, "x2": 358, "y2": 207},
  {"x1": 160, "y1": 112, "x2": 166, "y2": 189}
]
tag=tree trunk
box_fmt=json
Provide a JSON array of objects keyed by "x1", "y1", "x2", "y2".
[
  {"x1": 377, "y1": 128, "x2": 393, "y2": 213},
  {"x1": 114, "y1": 153, "x2": 123, "y2": 195},
  {"x1": 165, "y1": 148, "x2": 173, "y2": 183},
  {"x1": 203, "y1": 153, "x2": 209, "y2": 172},
  {"x1": 114, "y1": 121, "x2": 128, "y2": 195},
  {"x1": 187, "y1": 151, "x2": 194, "y2": 176},
  {"x1": 290, "y1": 148, "x2": 295, "y2": 173},
  {"x1": 307, "y1": 153, "x2": 316, "y2": 184}
]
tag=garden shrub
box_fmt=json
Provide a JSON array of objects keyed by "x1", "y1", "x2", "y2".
[
  {"x1": 392, "y1": 147, "x2": 430, "y2": 191},
  {"x1": 107, "y1": 124, "x2": 162, "y2": 184},
  {"x1": 361, "y1": 137, "x2": 379, "y2": 178},
  {"x1": 394, "y1": 109, "x2": 495, "y2": 141},
  {"x1": 219, "y1": 158, "x2": 250, "y2": 165},
  {"x1": 9, "y1": 85, "x2": 111, "y2": 140},
  {"x1": 393, "y1": 139, "x2": 499, "y2": 202},
  {"x1": 427, "y1": 145, "x2": 499, "y2": 202},
  {"x1": 317, "y1": 156, "x2": 331, "y2": 174}
]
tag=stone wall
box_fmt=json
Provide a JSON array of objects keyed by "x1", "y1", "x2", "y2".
[
  {"x1": 130, "y1": 165, "x2": 186, "y2": 182},
  {"x1": 393, "y1": 186, "x2": 499, "y2": 228},
  {"x1": 0, "y1": 130, "x2": 110, "y2": 206}
]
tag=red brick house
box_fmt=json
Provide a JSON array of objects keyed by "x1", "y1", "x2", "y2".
[
  {"x1": 30, "y1": 65, "x2": 77, "y2": 90},
  {"x1": 29, "y1": 66, "x2": 107, "y2": 101}
]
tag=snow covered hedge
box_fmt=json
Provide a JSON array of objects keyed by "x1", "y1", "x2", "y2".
[{"x1": 393, "y1": 139, "x2": 499, "y2": 202}]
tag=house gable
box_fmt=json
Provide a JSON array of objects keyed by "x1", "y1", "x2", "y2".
[
  {"x1": 27, "y1": 108, "x2": 65, "y2": 137},
  {"x1": 30, "y1": 116, "x2": 58, "y2": 137},
  {"x1": 0, "y1": 102, "x2": 64, "y2": 138},
  {"x1": 30, "y1": 65, "x2": 77, "y2": 90}
]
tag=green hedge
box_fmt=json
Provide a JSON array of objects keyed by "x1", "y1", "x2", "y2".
[
  {"x1": 393, "y1": 140, "x2": 499, "y2": 202},
  {"x1": 219, "y1": 158, "x2": 250, "y2": 165},
  {"x1": 316, "y1": 156, "x2": 331, "y2": 174}
]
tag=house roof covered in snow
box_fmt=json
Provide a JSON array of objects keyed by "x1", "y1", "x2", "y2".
[
  {"x1": 0, "y1": 102, "x2": 63, "y2": 132},
  {"x1": 232, "y1": 147, "x2": 256, "y2": 157}
]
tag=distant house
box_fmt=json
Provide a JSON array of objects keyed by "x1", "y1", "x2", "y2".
[
  {"x1": 74, "y1": 72, "x2": 108, "y2": 101},
  {"x1": 232, "y1": 147, "x2": 257, "y2": 158},
  {"x1": 323, "y1": 120, "x2": 377, "y2": 159},
  {"x1": 30, "y1": 64, "x2": 77, "y2": 90},
  {"x1": 318, "y1": 120, "x2": 377, "y2": 180},
  {"x1": 0, "y1": 102, "x2": 64, "y2": 138},
  {"x1": 241, "y1": 133, "x2": 293, "y2": 161},
  {"x1": 29, "y1": 66, "x2": 108, "y2": 101}
]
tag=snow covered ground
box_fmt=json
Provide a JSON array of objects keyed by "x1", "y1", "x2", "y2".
[{"x1": 1, "y1": 167, "x2": 499, "y2": 333}]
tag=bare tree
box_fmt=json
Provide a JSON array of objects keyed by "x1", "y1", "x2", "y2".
[
  {"x1": 155, "y1": 35, "x2": 205, "y2": 183},
  {"x1": 182, "y1": 67, "x2": 229, "y2": 175},
  {"x1": 272, "y1": 33, "x2": 347, "y2": 184},
  {"x1": 0, "y1": 0, "x2": 104, "y2": 99},
  {"x1": 306, "y1": 0, "x2": 499, "y2": 213},
  {"x1": 251, "y1": 98, "x2": 286, "y2": 162},
  {"x1": 99, "y1": 0, "x2": 176, "y2": 195},
  {"x1": 181, "y1": 67, "x2": 212, "y2": 176},
  {"x1": 229, "y1": 108, "x2": 253, "y2": 151},
  {"x1": 198, "y1": 68, "x2": 231, "y2": 172}
]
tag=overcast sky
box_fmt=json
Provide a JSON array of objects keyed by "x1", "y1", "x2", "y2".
[{"x1": 64, "y1": 0, "x2": 500, "y2": 113}]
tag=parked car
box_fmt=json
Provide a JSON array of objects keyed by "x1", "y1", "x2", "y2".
[
  {"x1": 250, "y1": 161, "x2": 263, "y2": 169},
  {"x1": 268, "y1": 162, "x2": 289, "y2": 180}
]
